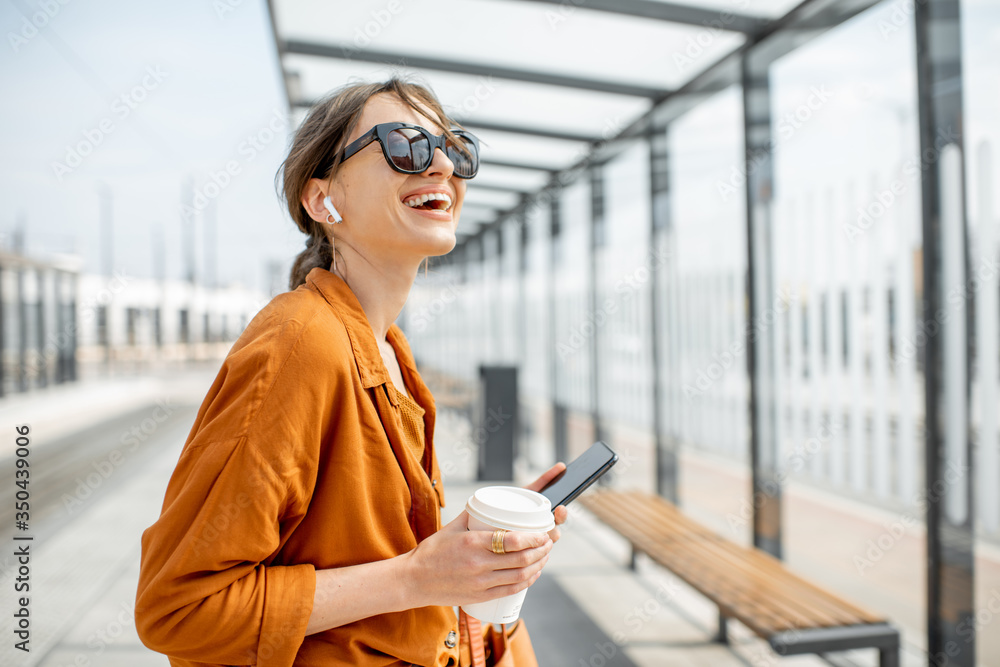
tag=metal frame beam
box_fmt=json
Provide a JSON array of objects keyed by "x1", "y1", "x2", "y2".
[
  {"x1": 468, "y1": 182, "x2": 532, "y2": 195},
  {"x1": 514, "y1": 0, "x2": 769, "y2": 35},
  {"x1": 283, "y1": 39, "x2": 671, "y2": 98},
  {"x1": 288, "y1": 100, "x2": 600, "y2": 143},
  {"x1": 461, "y1": 120, "x2": 599, "y2": 143},
  {"x1": 482, "y1": 158, "x2": 560, "y2": 172}
]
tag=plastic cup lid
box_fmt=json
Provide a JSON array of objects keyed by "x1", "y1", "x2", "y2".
[{"x1": 466, "y1": 486, "x2": 555, "y2": 532}]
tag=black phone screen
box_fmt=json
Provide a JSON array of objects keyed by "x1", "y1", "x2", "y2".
[{"x1": 540, "y1": 441, "x2": 618, "y2": 508}]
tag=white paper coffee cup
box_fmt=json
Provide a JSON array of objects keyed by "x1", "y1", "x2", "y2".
[{"x1": 460, "y1": 486, "x2": 555, "y2": 624}]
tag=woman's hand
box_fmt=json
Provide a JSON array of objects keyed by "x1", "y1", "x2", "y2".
[
  {"x1": 401, "y1": 463, "x2": 569, "y2": 611},
  {"x1": 403, "y1": 511, "x2": 553, "y2": 608},
  {"x1": 525, "y1": 462, "x2": 569, "y2": 544}
]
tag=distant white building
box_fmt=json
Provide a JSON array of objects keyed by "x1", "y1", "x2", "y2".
[{"x1": 0, "y1": 249, "x2": 272, "y2": 395}]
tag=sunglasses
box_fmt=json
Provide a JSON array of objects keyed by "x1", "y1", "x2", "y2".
[{"x1": 338, "y1": 122, "x2": 480, "y2": 179}]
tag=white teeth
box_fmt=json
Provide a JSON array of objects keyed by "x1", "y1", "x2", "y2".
[{"x1": 403, "y1": 192, "x2": 452, "y2": 210}]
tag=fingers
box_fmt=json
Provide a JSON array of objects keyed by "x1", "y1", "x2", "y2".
[
  {"x1": 480, "y1": 539, "x2": 551, "y2": 590},
  {"x1": 524, "y1": 462, "x2": 567, "y2": 493},
  {"x1": 553, "y1": 505, "x2": 569, "y2": 526},
  {"x1": 483, "y1": 529, "x2": 552, "y2": 555}
]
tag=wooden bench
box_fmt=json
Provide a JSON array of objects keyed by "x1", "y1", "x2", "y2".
[{"x1": 578, "y1": 490, "x2": 900, "y2": 666}]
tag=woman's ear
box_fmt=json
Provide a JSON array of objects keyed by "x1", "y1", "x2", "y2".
[{"x1": 301, "y1": 177, "x2": 334, "y2": 223}]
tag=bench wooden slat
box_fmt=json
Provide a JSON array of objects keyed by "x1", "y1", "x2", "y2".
[
  {"x1": 626, "y1": 503, "x2": 875, "y2": 629},
  {"x1": 591, "y1": 491, "x2": 883, "y2": 625},
  {"x1": 584, "y1": 492, "x2": 843, "y2": 634},
  {"x1": 628, "y1": 496, "x2": 886, "y2": 623},
  {"x1": 589, "y1": 491, "x2": 867, "y2": 628},
  {"x1": 579, "y1": 490, "x2": 886, "y2": 638}
]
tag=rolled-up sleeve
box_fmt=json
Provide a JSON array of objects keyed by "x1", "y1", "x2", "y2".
[{"x1": 136, "y1": 310, "x2": 338, "y2": 665}]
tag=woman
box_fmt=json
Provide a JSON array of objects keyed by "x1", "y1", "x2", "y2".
[{"x1": 135, "y1": 77, "x2": 568, "y2": 666}]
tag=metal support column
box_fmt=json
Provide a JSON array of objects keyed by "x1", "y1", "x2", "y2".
[
  {"x1": 742, "y1": 51, "x2": 782, "y2": 558},
  {"x1": 588, "y1": 167, "x2": 606, "y2": 445},
  {"x1": 36, "y1": 269, "x2": 46, "y2": 389},
  {"x1": 649, "y1": 127, "x2": 677, "y2": 502},
  {"x1": 549, "y1": 192, "x2": 568, "y2": 464},
  {"x1": 914, "y1": 0, "x2": 974, "y2": 662},
  {"x1": 17, "y1": 265, "x2": 27, "y2": 393},
  {"x1": 55, "y1": 270, "x2": 66, "y2": 384},
  {"x1": 68, "y1": 272, "x2": 78, "y2": 383}
]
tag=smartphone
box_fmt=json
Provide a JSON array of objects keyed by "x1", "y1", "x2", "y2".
[{"x1": 540, "y1": 441, "x2": 618, "y2": 508}]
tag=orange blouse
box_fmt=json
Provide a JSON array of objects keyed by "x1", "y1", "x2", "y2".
[{"x1": 135, "y1": 266, "x2": 460, "y2": 666}]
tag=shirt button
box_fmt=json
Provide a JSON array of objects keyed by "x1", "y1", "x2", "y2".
[
  {"x1": 445, "y1": 630, "x2": 457, "y2": 648},
  {"x1": 432, "y1": 479, "x2": 438, "y2": 487}
]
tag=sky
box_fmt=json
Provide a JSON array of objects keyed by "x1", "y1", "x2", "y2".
[
  {"x1": 0, "y1": 0, "x2": 294, "y2": 293},
  {"x1": 0, "y1": 0, "x2": 996, "y2": 295}
]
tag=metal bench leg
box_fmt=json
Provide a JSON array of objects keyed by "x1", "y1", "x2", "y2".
[
  {"x1": 715, "y1": 610, "x2": 729, "y2": 644},
  {"x1": 878, "y1": 646, "x2": 899, "y2": 667}
]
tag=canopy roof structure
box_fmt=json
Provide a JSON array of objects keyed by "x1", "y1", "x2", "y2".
[{"x1": 267, "y1": 0, "x2": 881, "y2": 244}]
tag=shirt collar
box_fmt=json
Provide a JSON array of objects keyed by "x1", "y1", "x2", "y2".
[{"x1": 303, "y1": 266, "x2": 420, "y2": 391}]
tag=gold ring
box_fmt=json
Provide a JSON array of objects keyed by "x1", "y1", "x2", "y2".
[{"x1": 491, "y1": 529, "x2": 507, "y2": 555}]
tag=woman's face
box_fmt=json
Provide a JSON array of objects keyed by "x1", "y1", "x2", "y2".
[{"x1": 323, "y1": 93, "x2": 466, "y2": 270}]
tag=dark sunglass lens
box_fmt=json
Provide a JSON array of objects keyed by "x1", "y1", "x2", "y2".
[
  {"x1": 447, "y1": 136, "x2": 477, "y2": 177},
  {"x1": 387, "y1": 128, "x2": 428, "y2": 172}
]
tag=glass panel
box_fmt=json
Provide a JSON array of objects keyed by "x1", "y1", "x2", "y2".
[
  {"x1": 554, "y1": 179, "x2": 592, "y2": 416},
  {"x1": 646, "y1": 0, "x2": 801, "y2": 17},
  {"x1": 597, "y1": 139, "x2": 654, "y2": 490},
  {"x1": 523, "y1": 202, "x2": 553, "y2": 468},
  {"x1": 668, "y1": 85, "x2": 748, "y2": 538},
  {"x1": 274, "y1": 0, "x2": 745, "y2": 91},
  {"x1": 963, "y1": 0, "x2": 1000, "y2": 662},
  {"x1": 768, "y1": 2, "x2": 926, "y2": 661}
]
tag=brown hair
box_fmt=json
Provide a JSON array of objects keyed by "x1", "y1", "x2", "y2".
[{"x1": 277, "y1": 76, "x2": 466, "y2": 290}]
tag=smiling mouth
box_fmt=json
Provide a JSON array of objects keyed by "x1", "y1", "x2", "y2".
[{"x1": 403, "y1": 192, "x2": 453, "y2": 212}]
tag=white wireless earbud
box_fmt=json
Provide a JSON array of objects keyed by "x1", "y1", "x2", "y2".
[{"x1": 323, "y1": 195, "x2": 343, "y2": 224}]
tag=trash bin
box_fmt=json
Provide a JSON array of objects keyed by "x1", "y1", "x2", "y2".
[{"x1": 476, "y1": 365, "x2": 518, "y2": 481}]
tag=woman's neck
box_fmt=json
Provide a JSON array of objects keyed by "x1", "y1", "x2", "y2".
[{"x1": 329, "y1": 255, "x2": 420, "y2": 345}]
